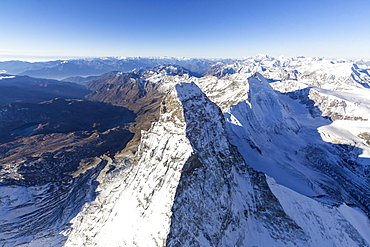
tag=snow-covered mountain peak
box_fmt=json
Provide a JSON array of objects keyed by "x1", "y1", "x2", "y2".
[
  {"x1": 244, "y1": 72, "x2": 300, "y2": 134},
  {"x1": 175, "y1": 81, "x2": 203, "y2": 100},
  {"x1": 2, "y1": 56, "x2": 370, "y2": 246}
]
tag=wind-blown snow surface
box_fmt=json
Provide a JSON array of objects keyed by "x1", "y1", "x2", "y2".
[{"x1": 2, "y1": 55, "x2": 370, "y2": 246}]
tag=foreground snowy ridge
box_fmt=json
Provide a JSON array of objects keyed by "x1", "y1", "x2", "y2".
[
  {"x1": 66, "y1": 82, "x2": 308, "y2": 246},
  {"x1": 67, "y1": 80, "x2": 369, "y2": 246}
]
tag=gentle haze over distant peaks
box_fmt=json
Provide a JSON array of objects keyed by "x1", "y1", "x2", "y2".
[{"x1": 1, "y1": 0, "x2": 369, "y2": 61}]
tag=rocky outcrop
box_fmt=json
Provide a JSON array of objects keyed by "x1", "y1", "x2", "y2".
[{"x1": 167, "y1": 83, "x2": 307, "y2": 246}]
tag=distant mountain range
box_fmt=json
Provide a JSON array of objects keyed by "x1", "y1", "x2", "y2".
[{"x1": 0, "y1": 57, "x2": 230, "y2": 80}]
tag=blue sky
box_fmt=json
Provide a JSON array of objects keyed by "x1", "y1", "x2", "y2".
[{"x1": 1, "y1": 0, "x2": 369, "y2": 61}]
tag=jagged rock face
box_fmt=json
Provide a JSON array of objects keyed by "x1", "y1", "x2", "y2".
[
  {"x1": 85, "y1": 66, "x2": 195, "y2": 148},
  {"x1": 65, "y1": 82, "x2": 308, "y2": 247},
  {"x1": 64, "y1": 83, "x2": 192, "y2": 246},
  {"x1": 166, "y1": 83, "x2": 307, "y2": 246},
  {"x1": 86, "y1": 66, "x2": 195, "y2": 109},
  {"x1": 65, "y1": 78, "x2": 370, "y2": 246}
]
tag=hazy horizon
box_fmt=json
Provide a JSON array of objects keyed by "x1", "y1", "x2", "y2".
[
  {"x1": 1, "y1": 0, "x2": 370, "y2": 62},
  {"x1": 1, "y1": 53, "x2": 370, "y2": 63}
]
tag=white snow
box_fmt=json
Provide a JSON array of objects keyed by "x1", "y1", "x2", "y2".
[
  {"x1": 268, "y1": 176, "x2": 370, "y2": 246},
  {"x1": 318, "y1": 120, "x2": 370, "y2": 159},
  {"x1": 64, "y1": 56, "x2": 370, "y2": 246},
  {"x1": 338, "y1": 204, "x2": 370, "y2": 244},
  {"x1": 65, "y1": 88, "x2": 193, "y2": 246},
  {"x1": 2, "y1": 55, "x2": 370, "y2": 246},
  {"x1": 0, "y1": 75, "x2": 15, "y2": 80}
]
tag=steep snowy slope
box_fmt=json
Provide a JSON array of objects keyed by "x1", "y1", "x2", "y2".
[
  {"x1": 0, "y1": 158, "x2": 107, "y2": 246},
  {"x1": 64, "y1": 83, "x2": 194, "y2": 246},
  {"x1": 65, "y1": 82, "x2": 309, "y2": 246},
  {"x1": 192, "y1": 57, "x2": 370, "y2": 245},
  {"x1": 227, "y1": 73, "x2": 369, "y2": 238},
  {"x1": 64, "y1": 78, "x2": 369, "y2": 246},
  {"x1": 166, "y1": 83, "x2": 307, "y2": 246},
  {"x1": 224, "y1": 71, "x2": 370, "y2": 200}
]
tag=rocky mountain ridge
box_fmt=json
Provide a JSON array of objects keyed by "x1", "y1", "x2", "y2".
[{"x1": 1, "y1": 55, "x2": 370, "y2": 246}]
